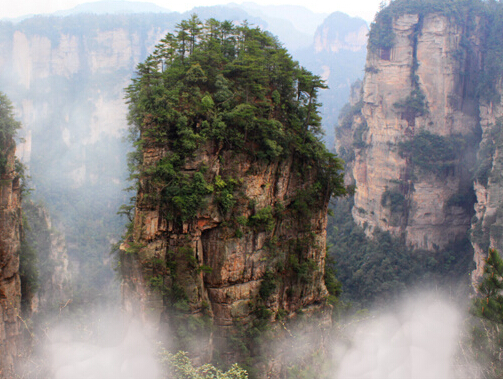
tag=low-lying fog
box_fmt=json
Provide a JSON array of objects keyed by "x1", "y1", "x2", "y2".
[
  {"x1": 19, "y1": 289, "x2": 481, "y2": 378},
  {"x1": 332, "y1": 290, "x2": 477, "y2": 378}
]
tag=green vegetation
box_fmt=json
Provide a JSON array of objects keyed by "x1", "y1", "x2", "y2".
[
  {"x1": 337, "y1": 100, "x2": 363, "y2": 131},
  {"x1": 398, "y1": 130, "x2": 460, "y2": 178},
  {"x1": 380, "y1": 188, "x2": 407, "y2": 226},
  {"x1": 368, "y1": 2, "x2": 395, "y2": 53},
  {"x1": 248, "y1": 206, "x2": 275, "y2": 232},
  {"x1": 124, "y1": 15, "x2": 346, "y2": 226},
  {"x1": 473, "y1": 249, "x2": 503, "y2": 324},
  {"x1": 352, "y1": 120, "x2": 368, "y2": 149},
  {"x1": 474, "y1": 118, "x2": 502, "y2": 187},
  {"x1": 381, "y1": 188, "x2": 406, "y2": 214},
  {"x1": 0, "y1": 92, "x2": 20, "y2": 176},
  {"x1": 393, "y1": 88, "x2": 428, "y2": 124},
  {"x1": 335, "y1": 93, "x2": 363, "y2": 163},
  {"x1": 258, "y1": 271, "x2": 277, "y2": 300},
  {"x1": 324, "y1": 256, "x2": 342, "y2": 307},
  {"x1": 327, "y1": 197, "x2": 474, "y2": 308},
  {"x1": 157, "y1": 347, "x2": 248, "y2": 379},
  {"x1": 471, "y1": 249, "x2": 503, "y2": 378}
]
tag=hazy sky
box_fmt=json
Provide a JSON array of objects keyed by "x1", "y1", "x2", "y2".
[{"x1": 4, "y1": 0, "x2": 384, "y2": 22}]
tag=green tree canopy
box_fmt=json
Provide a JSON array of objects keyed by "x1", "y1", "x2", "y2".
[
  {"x1": 473, "y1": 248, "x2": 503, "y2": 324},
  {"x1": 0, "y1": 92, "x2": 21, "y2": 176},
  {"x1": 124, "y1": 15, "x2": 346, "y2": 223}
]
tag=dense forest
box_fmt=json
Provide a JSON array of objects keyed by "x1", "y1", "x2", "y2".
[{"x1": 123, "y1": 14, "x2": 346, "y2": 208}]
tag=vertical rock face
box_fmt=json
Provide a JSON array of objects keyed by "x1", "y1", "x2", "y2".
[
  {"x1": 471, "y1": 89, "x2": 503, "y2": 286},
  {"x1": 121, "y1": 141, "x2": 332, "y2": 369},
  {"x1": 337, "y1": 2, "x2": 503, "y2": 288},
  {"x1": 0, "y1": 137, "x2": 21, "y2": 377},
  {"x1": 345, "y1": 12, "x2": 480, "y2": 250},
  {"x1": 119, "y1": 20, "x2": 343, "y2": 376}
]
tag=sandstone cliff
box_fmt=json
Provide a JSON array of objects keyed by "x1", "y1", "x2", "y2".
[
  {"x1": 336, "y1": 1, "x2": 503, "y2": 288},
  {"x1": 122, "y1": 142, "x2": 333, "y2": 370},
  {"x1": 0, "y1": 132, "x2": 21, "y2": 377},
  {"x1": 340, "y1": 10, "x2": 481, "y2": 250},
  {"x1": 120, "y1": 19, "x2": 344, "y2": 376}
]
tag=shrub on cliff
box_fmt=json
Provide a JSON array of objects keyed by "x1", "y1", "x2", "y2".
[
  {"x1": 0, "y1": 92, "x2": 20, "y2": 176},
  {"x1": 159, "y1": 349, "x2": 248, "y2": 379}
]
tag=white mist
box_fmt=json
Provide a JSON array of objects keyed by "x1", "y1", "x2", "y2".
[
  {"x1": 333, "y1": 291, "x2": 464, "y2": 378},
  {"x1": 44, "y1": 313, "x2": 160, "y2": 378}
]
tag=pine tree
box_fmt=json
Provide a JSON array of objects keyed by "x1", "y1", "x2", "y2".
[
  {"x1": 0, "y1": 92, "x2": 20, "y2": 176},
  {"x1": 471, "y1": 249, "x2": 503, "y2": 377},
  {"x1": 474, "y1": 249, "x2": 503, "y2": 323}
]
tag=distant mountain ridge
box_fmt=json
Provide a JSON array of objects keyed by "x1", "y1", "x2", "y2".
[
  {"x1": 53, "y1": 0, "x2": 170, "y2": 15},
  {"x1": 237, "y1": 1, "x2": 328, "y2": 34}
]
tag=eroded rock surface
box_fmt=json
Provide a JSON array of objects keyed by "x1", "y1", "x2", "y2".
[
  {"x1": 121, "y1": 140, "x2": 332, "y2": 371},
  {"x1": 342, "y1": 13, "x2": 481, "y2": 250},
  {"x1": 0, "y1": 137, "x2": 21, "y2": 377}
]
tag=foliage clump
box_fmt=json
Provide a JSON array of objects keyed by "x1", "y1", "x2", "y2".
[
  {"x1": 398, "y1": 130, "x2": 460, "y2": 178},
  {"x1": 471, "y1": 248, "x2": 503, "y2": 378},
  {"x1": 124, "y1": 14, "x2": 346, "y2": 226},
  {"x1": 393, "y1": 88, "x2": 428, "y2": 124},
  {"x1": 159, "y1": 349, "x2": 248, "y2": 379},
  {"x1": 0, "y1": 92, "x2": 20, "y2": 176}
]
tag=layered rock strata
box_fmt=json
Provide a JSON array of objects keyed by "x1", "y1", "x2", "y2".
[{"x1": 121, "y1": 139, "x2": 332, "y2": 370}]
